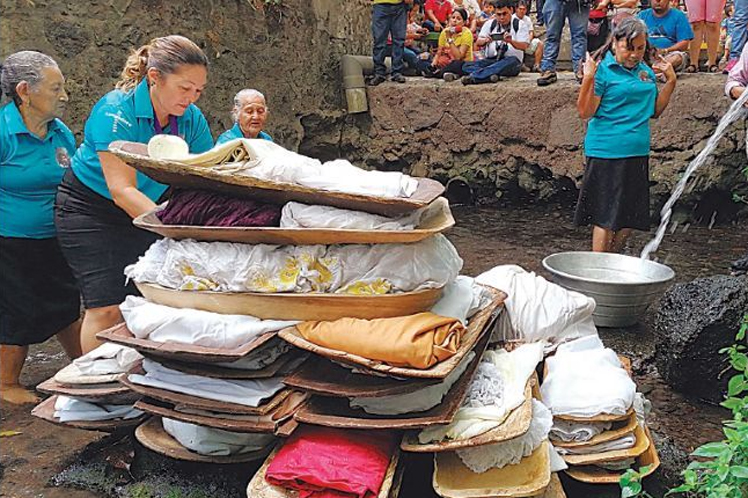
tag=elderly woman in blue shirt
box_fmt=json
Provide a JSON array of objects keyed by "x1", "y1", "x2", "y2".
[
  {"x1": 216, "y1": 89, "x2": 273, "y2": 145},
  {"x1": 575, "y1": 17, "x2": 677, "y2": 253},
  {"x1": 55, "y1": 35, "x2": 214, "y2": 353},
  {"x1": 0, "y1": 52, "x2": 81, "y2": 404}
]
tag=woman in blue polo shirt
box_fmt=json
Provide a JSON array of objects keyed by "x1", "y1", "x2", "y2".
[
  {"x1": 575, "y1": 18, "x2": 677, "y2": 253},
  {"x1": 216, "y1": 89, "x2": 273, "y2": 145},
  {"x1": 0, "y1": 52, "x2": 81, "y2": 404},
  {"x1": 55, "y1": 35, "x2": 214, "y2": 353}
]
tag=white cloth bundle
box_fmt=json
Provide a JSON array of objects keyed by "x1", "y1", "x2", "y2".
[
  {"x1": 124, "y1": 235, "x2": 461, "y2": 295},
  {"x1": 128, "y1": 359, "x2": 284, "y2": 407},
  {"x1": 120, "y1": 296, "x2": 297, "y2": 349},
  {"x1": 279, "y1": 202, "x2": 423, "y2": 230},
  {"x1": 418, "y1": 342, "x2": 544, "y2": 443},
  {"x1": 541, "y1": 336, "x2": 636, "y2": 418},
  {"x1": 549, "y1": 418, "x2": 613, "y2": 443},
  {"x1": 475, "y1": 265, "x2": 597, "y2": 345},
  {"x1": 162, "y1": 418, "x2": 275, "y2": 456},
  {"x1": 456, "y1": 400, "x2": 553, "y2": 473},
  {"x1": 71, "y1": 343, "x2": 142, "y2": 376},
  {"x1": 53, "y1": 396, "x2": 142, "y2": 422},
  {"x1": 556, "y1": 433, "x2": 636, "y2": 455},
  {"x1": 349, "y1": 351, "x2": 476, "y2": 415},
  {"x1": 214, "y1": 340, "x2": 292, "y2": 371},
  {"x1": 430, "y1": 276, "x2": 491, "y2": 325}
]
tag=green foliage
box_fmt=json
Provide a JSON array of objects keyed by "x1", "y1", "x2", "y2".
[
  {"x1": 128, "y1": 484, "x2": 154, "y2": 498},
  {"x1": 620, "y1": 466, "x2": 655, "y2": 498}
]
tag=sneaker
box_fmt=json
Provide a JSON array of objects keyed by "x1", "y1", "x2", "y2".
[
  {"x1": 443, "y1": 72, "x2": 459, "y2": 82},
  {"x1": 723, "y1": 58, "x2": 738, "y2": 74},
  {"x1": 489, "y1": 74, "x2": 500, "y2": 83},
  {"x1": 369, "y1": 74, "x2": 387, "y2": 86},
  {"x1": 520, "y1": 64, "x2": 531, "y2": 73},
  {"x1": 531, "y1": 64, "x2": 541, "y2": 73},
  {"x1": 391, "y1": 73, "x2": 406, "y2": 83},
  {"x1": 461, "y1": 75, "x2": 477, "y2": 85},
  {"x1": 537, "y1": 70, "x2": 557, "y2": 86}
]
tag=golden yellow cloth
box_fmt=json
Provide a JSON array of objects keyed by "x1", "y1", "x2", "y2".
[{"x1": 296, "y1": 312, "x2": 464, "y2": 369}]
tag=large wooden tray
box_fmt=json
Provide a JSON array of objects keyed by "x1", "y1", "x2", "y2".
[
  {"x1": 134, "y1": 390, "x2": 306, "y2": 434},
  {"x1": 120, "y1": 365, "x2": 293, "y2": 416},
  {"x1": 293, "y1": 331, "x2": 491, "y2": 430},
  {"x1": 96, "y1": 322, "x2": 277, "y2": 364},
  {"x1": 36, "y1": 377, "x2": 138, "y2": 405},
  {"x1": 244, "y1": 442, "x2": 401, "y2": 498},
  {"x1": 136, "y1": 282, "x2": 444, "y2": 321},
  {"x1": 400, "y1": 378, "x2": 534, "y2": 453},
  {"x1": 54, "y1": 362, "x2": 123, "y2": 385},
  {"x1": 535, "y1": 474, "x2": 566, "y2": 498},
  {"x1": 135, "y1": 416, "x2": 272, "y2": 464},
  {"x1": 154, "y1": 352, "x2": 303, "y2": 380},
  {"x1": 561, "y1": 423, "x2": 648, "y2": 466},
  {"x1": 134, "y1": 197, "x2": 454, "y2": 245},
  {"x1": 110, "y1": 140, "x2": 444, "y2": 217},
  {"x1": 564, "y1": 426, "x2": 660, "y2": 484},
  {"x1": 31, "y1": 395, "x2": 146, "y2": 433},
  {"x1": 278, "y1": 289, "x2": 504, "y2": 379},
  {"x1": 433, "y1": 440, "x2": 552, "y2": 498},
  {"x1": 552, "y1": 412, "x2": 638, "y2": 449}
]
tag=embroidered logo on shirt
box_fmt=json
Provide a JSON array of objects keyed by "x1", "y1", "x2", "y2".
[
  {"x1": 638, "y1": 70, "x2": 651, "y2": 82},
  {"x1": 55, "y1": 147, "x2": 71, "y2": 168},
  {"x1": 105, "y1": 111, "x2": 132, "y2": 133}
]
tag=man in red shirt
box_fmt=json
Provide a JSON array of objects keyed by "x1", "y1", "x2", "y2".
[{"x1": 425, "y1": 0, "x2": 454, "y2": 30}]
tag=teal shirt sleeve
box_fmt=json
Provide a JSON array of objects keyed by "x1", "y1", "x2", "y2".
[
  {"x1": 593, "y1": 64, "x2": 607, "y2": 98},
  {"x1": 86, "y1": 99, "x2": 137, "y2": 152}
]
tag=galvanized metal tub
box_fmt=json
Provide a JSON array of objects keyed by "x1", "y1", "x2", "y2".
[{"x1": 542, "y1": 252, "x2": 675, "y2": 328}]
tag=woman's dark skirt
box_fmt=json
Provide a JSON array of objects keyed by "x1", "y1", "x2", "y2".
[
  {"x1": 0, "y1": 236, "x2": 80, "y2": 345},
  {"x1": 574, "y1": 156, "x2": 651, "y2": 232},
  {"x1": 55, "y1": 169, "x2": 159, "y2": 310}
]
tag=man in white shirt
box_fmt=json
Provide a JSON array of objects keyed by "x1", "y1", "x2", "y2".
[
  {"x1": 515, "y1": 0, "x2": 545, "y2": 71},
  {"x1": 461, "y1": 0, "x2": 531, "y2": 84}
]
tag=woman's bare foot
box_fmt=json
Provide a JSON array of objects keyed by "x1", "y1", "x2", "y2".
[{"x1": 0, "y1": 384, "x2": 40, "y2": 404}]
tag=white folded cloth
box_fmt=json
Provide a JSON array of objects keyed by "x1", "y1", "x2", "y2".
[
  {"x1": 128, "y1": 358, "x2": 284, "y2": 407},
  {"x1": 72, "y1": 343, "x2": 142, "y2": 376},
  {"x1": 162, "y1": 418, "x2": 275, "y2": 456},
  {"x1": 549, "y1": 418, "x2": 613, "y2": 443},
  {"x1": 456, "y1": 400, "x2": 553, "y2": 473},
  {"x1": 120, "y1": 296, "x2": 297, "y2": 349},
  {"x1": 279, "y1": 202, "x2": 423, "y2": 230},
  {"x1": 213, "y1": 340, "x2": 292, "y2": 371},
  {"x1": 53, "y1": 396, "x2": 142, "y2": 422},
  {"x1": 418, "y1": 342, "x2": 544, "y2": 443},
  {"x1": 430, "y1": 276, "x2": 492, "y2": 325},
  {"x1": 349, "y1": 351, "x2": 476, "y2": 415},
  {"x1": 556, "y1": 433, "x2": 637, "y2": 455},
  {"x1": 541, "y1": 337, "x2": 636, "y2": 418},
  {"x1": 475, "y1": 265, "x2": 597, "y2": 345}
]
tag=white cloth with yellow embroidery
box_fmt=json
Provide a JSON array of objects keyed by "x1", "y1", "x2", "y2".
[
  {"x1": 124, "y1": 235, "x2": 461, "y2": 294},
  {"x1": 120, "y1": 296, "x2": 297, "y2": 349},
  {"x1": 162, "y1": 418, "x2": 275, "y2": 456}
]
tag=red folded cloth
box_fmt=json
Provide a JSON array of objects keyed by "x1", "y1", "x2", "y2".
[{"x1": 265, "y1": 426, "x2": 397, "y2": 498}]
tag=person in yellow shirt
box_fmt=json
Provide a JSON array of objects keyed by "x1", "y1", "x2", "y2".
[{"x1": 418, "y1": 8, "x2": 475, "y2": 80}]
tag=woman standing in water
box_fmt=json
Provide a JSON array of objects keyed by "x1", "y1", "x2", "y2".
[
  {"x1": 55, "y1": 35, "x2": 214, "y2": 354},
  {"x1": 575, "y1": 17, "x2": 677, "y2": 253},
  {"x1": 0, "y1": 51, "x2": 81, "y2": 404}
]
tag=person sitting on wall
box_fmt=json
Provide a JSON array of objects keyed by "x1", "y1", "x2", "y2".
[
  {"x1": 515, "y1": 0, "x2": 545, "y2": 71},
  {"x1": 460, "y1": 0, "x2": 531, "y2": 84},
  {"x1": 424, "y1": 0, "x2": 454, "y2": 30},
  {"x1": 418, "y1": 8, "x2": 475, "y2": 79},
  {"x1": 638, "y1": 0, "x2": 694, "y2": 72},
  {"x1": 216, "y1": 89, "x2": 273, "y2": 145}
]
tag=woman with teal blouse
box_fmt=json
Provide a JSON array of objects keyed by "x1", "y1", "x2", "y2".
[
  {"x1": 575, "y1": 17, "x2": 677, "y2": 253},
  {"x1": 0, "y1": 52, "x2": 81, "y2": 404},
  {"x1": 216, "y1": 88, "x2": 273, "y2": 145},
  {"x1": 55, "y1": 35, "x2": 214, "y2": 353}
]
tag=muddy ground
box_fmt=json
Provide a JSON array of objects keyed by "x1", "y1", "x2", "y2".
[{"x1": 1, "y1": 203, "x2": 745, "y2": 498}]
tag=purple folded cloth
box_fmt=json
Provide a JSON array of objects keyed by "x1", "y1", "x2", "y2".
[{"x1": 157, "y1": 189, "x2": 281, "y2": 227}]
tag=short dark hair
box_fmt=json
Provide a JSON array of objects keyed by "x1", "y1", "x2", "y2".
[
  {"x1": 453, "y1": 7, "x2": 469, "y2": 21},
  {"x1": 517, "y1": 0, "x2": 529, "y2": 7},
  {"x1": 492, "y1": 0, "x2": 517, "y2": 11}
]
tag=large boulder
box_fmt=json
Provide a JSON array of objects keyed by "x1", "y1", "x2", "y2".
[{"x1": 654, "y1": 275, "x2": 748, "y2": 403}]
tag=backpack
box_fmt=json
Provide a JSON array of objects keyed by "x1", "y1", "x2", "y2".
[{"x1": 489, "y1": 17, "x2": 521, "y2": 35}]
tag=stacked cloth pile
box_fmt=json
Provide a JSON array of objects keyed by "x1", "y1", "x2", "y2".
[{"x1": 541, "y1": 335, "x2": 653, "y2": 479}]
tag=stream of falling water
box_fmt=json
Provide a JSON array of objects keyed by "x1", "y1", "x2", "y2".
[{"x1": 640, "y1": 89, "x2": 748, "y2": 260}]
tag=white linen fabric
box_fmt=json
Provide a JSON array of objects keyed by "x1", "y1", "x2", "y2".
[
  {"x1": 128, "y1": 359, "x2": 284, "y2": 407},
  {"x1": 124, "y1": 235, "x2": 461, "y2": 295},
  {"x1": 418, "y1": 342, "x2": 544, "y2": 443},
  {"x1": 279, "y1": 202, "x2": 424, "y2": 230},
  {"x1": 349, "y1": 351, "x2": 476, "y2": 415},
  {"x1": 430, "y1": 276, "x2": 492, "y2": 325},
  {"x1": 72, "y1": 343, "x2": 142, "y2": 376},
  {"x1": 455, "y1": 400, "x2": 553, "y2": 473},
  {"x1": 53, "y1": 396, "x2": 142, "y2": 422},
  {"x1": 541, "y1": 337, "x2": 636, "y2": 418},
  {"x1": 556, "y1": 433, "x2": 637, "y2": 455},
  {"x1": 162, "y1": 418, "x2": 275, "y2": 456},
  {"x1": 549, "y1": 418, "x2": 613, "y2": 443},
  {"x1": 475, "y1": 265, "x2": 597, "y2": 345},
  {"x1": 120, "y1": 296, "x2": 297, "y2": 349}
]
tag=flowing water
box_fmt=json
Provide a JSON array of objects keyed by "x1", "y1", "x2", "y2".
[{"x1": 641, "y1": 89, "x2": 748, "y2": 260}]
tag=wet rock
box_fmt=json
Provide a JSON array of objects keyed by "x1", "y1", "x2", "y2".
[
  {"x1": 732, "y1": 252, "x2": 748, "y2": 275},
  {"x1": 654, "y1": 275, "x2": 748, "y2": 403}
]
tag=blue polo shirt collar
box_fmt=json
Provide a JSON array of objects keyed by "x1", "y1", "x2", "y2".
[
  {"x1": 601, "y1": 51, "x2": 644, "y2": 73},
  {"x1": 134, "y1": 78, "x2": 155, "y2": 119},
  {"x1": 3, "y1": 101, "x2": 62, "y2": 139}
]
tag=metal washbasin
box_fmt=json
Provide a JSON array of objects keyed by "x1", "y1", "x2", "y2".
[{"x1": 542, "y1": 252, "x2": 675, "y2": 328}]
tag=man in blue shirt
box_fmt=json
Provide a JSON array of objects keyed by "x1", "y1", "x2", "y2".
[
  {"x1": 216, "y1": 89, "x2": 274, "y2": 145},
  {"x1": 638, "y1": 0, "x2": 694, "y2": 72}
]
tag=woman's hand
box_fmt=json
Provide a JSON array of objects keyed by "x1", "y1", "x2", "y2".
[
  {"x1": 653, "y1": 59, "x2": 676, "y2": 83},
  {"x1": 582, "y1": 52, "x2": 598, "y2": 80}
]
